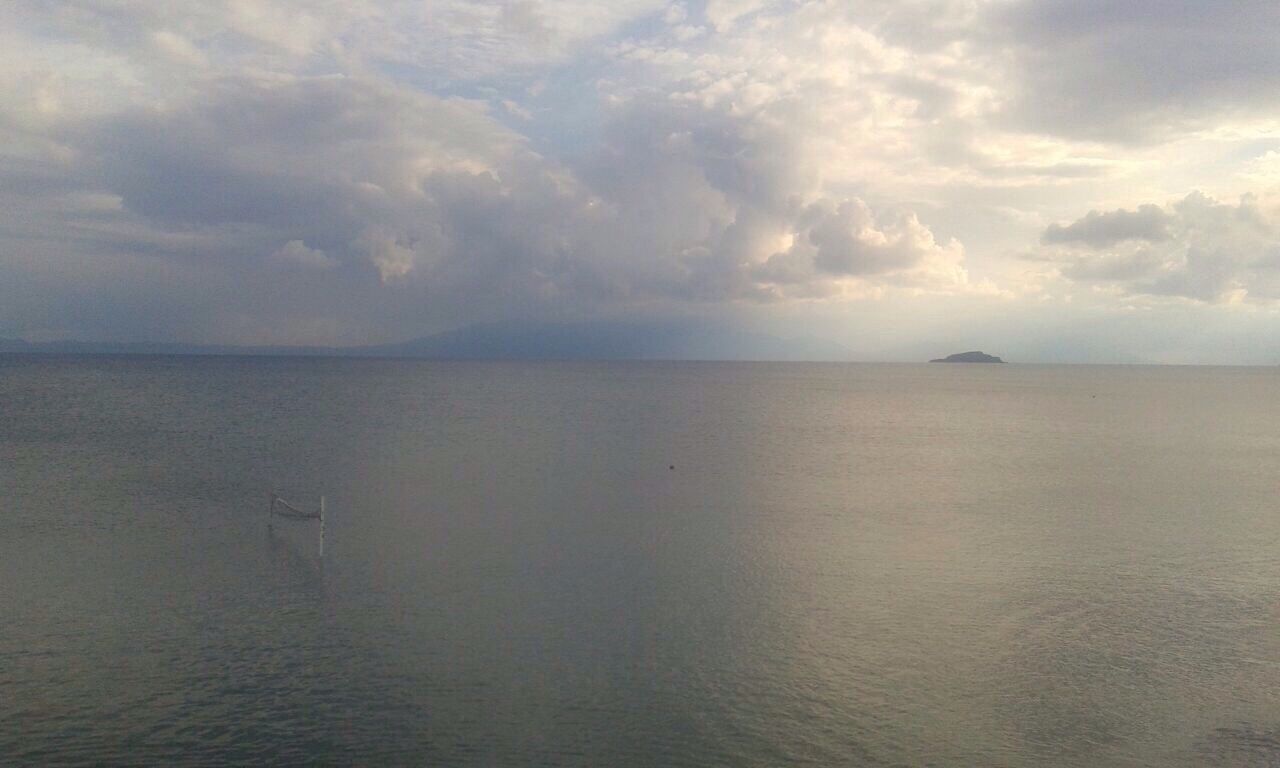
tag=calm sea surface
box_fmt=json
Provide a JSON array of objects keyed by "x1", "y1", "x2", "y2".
[{"x1": 4, "y1": 356, "x2": 1280, "y2": 766}]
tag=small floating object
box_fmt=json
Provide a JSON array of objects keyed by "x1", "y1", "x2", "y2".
[{"x1": 268, "y1": 491, "x2": 327, "y2": 557}]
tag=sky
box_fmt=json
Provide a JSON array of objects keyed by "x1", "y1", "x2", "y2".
[{"x1": 4, "y1": 0, "x2": 1280, "y2": 363}]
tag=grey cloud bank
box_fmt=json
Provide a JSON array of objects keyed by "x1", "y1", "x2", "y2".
[
  {"x1": 1042, "y1": 206, "x2": 1171, "y2": 248},
  {"x1": 1039, "y1": 192, "x2": 1280, "y2": 304},
  {"x1": 3, "y1": 0, "x2": 1280, "y2": 362}
]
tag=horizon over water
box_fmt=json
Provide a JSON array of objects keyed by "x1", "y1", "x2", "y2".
[{"x1": 4, "y1": 355, "x2": 1280, "y2": 766}]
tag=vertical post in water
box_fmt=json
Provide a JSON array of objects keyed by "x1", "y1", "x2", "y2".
[
  {"x1": 319, "y1": 495, "x2": 326, "y2": 558},
  {"x1": 267, "y1": 491, "x2": 274, "y2": 531}
]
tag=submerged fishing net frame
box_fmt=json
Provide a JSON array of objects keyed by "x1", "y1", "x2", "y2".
[{"x1": 268, "y1": 491, "x2": 326, "y2": 556}]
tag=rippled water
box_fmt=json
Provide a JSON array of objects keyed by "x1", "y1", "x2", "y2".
[{"x1": 3, "y1": 356, "x2": 1280, "y2": 766}]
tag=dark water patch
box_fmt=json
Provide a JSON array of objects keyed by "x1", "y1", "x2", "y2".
[{"x1": 1196, "y1": 725, "x2": 1280, "y2": 766}]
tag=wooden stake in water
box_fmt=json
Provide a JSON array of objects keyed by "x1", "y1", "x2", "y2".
[{"x1": 319, "y1": 495, "x2": 326, "y2": 558}]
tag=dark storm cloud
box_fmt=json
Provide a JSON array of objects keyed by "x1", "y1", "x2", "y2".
[
  {"x1": 0, "y1": 68, "x2": 968, "y2": 342},
  {"x1": 991, "y1": 0, "x2": 1280, "y2": 142},
  {"x1": 1042, "y1": 205, "x2": 1171, "y2": 248},
  {"x1": 1, "y1": 74, "x2": 598, "y2": 339}
]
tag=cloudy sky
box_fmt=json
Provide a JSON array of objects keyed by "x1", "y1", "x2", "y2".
[{"x1": 5, "y1": 1, "x2": 1280, "y2": 362}]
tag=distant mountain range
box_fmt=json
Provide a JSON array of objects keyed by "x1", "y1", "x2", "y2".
[{"x1": 0, "y1": 321, "x2": 852, "y2": 362}]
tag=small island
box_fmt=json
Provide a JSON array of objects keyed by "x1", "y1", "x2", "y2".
[{"x1": 929, "y1": 351, "x2": 1005, "y2": 364}]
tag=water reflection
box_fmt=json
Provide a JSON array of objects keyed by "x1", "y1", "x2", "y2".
[{"x1": 5, "y1": 359, "x2": 1280, "y2": 765}]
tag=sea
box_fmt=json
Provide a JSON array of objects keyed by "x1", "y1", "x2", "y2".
[{"x1": 3, "y1": 355, "x2": 1280, "y2": 766}]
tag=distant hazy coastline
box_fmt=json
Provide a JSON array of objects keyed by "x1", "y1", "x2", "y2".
[{"x1": 0, "y1": 321, "x2": 852, "y2": 363}]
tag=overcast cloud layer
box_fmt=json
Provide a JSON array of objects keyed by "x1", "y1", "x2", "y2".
[{"x1": 4, "y1": 0, "x2": 1280, "y2": 362}]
